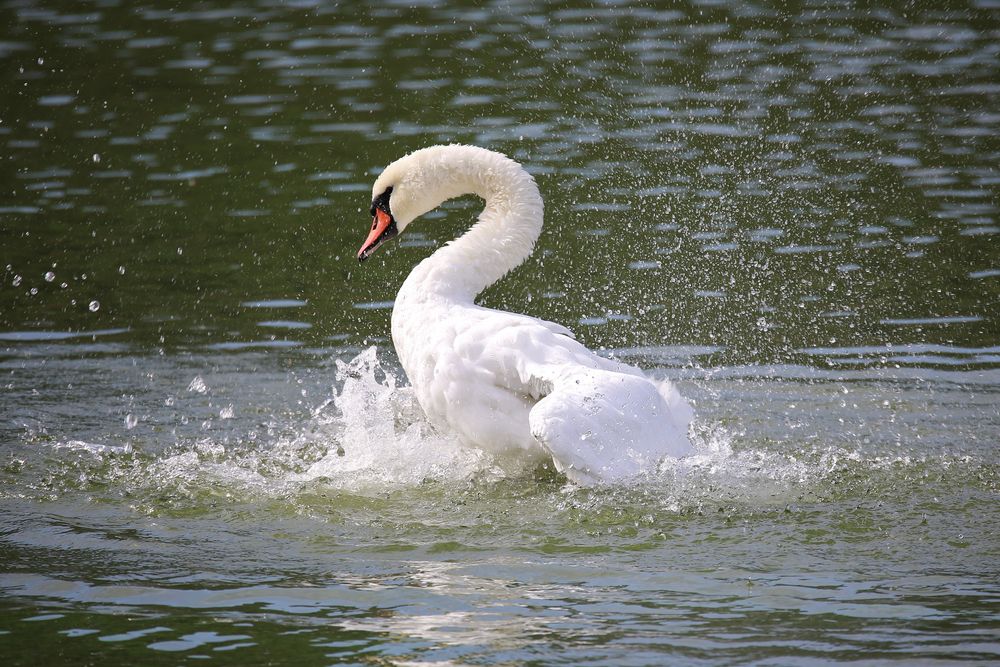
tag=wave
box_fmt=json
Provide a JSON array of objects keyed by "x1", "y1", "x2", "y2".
[{"x1": 2, "y1": 348, "x2": 994, "y2": 515}]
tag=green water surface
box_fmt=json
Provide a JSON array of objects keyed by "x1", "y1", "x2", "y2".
[{"x1": 1, "y1": 1, "x2": 999, "y2": 664}]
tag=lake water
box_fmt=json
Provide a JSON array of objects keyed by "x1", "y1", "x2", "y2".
[{"x1": 2, "y1": 1, "x2": 999, "y2": 664}]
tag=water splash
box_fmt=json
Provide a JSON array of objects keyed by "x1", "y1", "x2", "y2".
[
  {"x1": 6, "y1": 347, "x2": 993, "y2": 515},
  {"x1": 288, "y1": 347, "x2": 496, "y2": 490}
]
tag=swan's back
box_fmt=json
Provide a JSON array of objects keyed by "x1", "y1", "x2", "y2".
[{"x1": 395, "y1": 299, "x2": 694, "y2": 483}]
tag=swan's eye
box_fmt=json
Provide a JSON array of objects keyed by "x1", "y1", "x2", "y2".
[{"x1": 371, "y1": 186, "x2": 393, "y2": 218}]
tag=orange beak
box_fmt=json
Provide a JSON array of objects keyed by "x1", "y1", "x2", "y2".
[{"x1": 357, "y1": 208, "x2": 397, "y2": 262}]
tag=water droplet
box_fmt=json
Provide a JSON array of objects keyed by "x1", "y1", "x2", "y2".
[
  {"x1": 44, "y1": 271, "x2": 55, "y2": 282},
  {"x1": 118, "y1": 265, "x2": 126, "y2": 275},
  {"x1": 29, "y1": 287, "x2": 38, "y2": 296},
  {"x1": 177, "y1": 247, "x2": 183, "y2": 256},
  {"x1": 92, "y1": 153, "x2": 101, "y2": 163},
  {"x1": 12, "y1": 275, "x2": 22, "y2": 287},
  {"x1": 88, "y1": 300, "x2": 100, "y2": 312},
  {"x1": 124, "y1": 413, "x2": 138, "y2": 430},
  {"x1": 187, "y1": 376, "x2": 208, "y2": 394}
]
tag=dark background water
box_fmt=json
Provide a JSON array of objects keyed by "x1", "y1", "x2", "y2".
[
  {"x1": 3, "y1": 0, "x2": 997, "y2": 362},
  {"x1": 1, "y1": 1, "x2": 999, "y2": 664}
]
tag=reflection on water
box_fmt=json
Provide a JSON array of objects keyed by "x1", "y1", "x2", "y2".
[{"x1": 1, "y1": 1, "x2": 999, "y2": 664}]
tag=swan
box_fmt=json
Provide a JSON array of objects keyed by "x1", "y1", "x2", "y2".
[{"x1": 356, "y1": 144, "x2": 693, "y2": 484}]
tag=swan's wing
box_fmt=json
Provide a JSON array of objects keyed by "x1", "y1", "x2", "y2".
[
  {"x1": 471, "y1": 306, "x2": 576, "y2": 340},
  {"x1": 527, "y1": 315, "x2": 576, "y2": 340},
  {"x1": 527, "y1": 367, "x2": 693, "y2": 485},
  {"x1": 453, "y1": 311, "x2": 693, "y2": 484},
  {"x1": 453, "y1": 309, "x2": 588, "y2": 396}
]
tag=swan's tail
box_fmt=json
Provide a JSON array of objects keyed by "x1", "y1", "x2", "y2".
[{"x1": 528, "y1": 369, "x2": 693, "y2": 485}]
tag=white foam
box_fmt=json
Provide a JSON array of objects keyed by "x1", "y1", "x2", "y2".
[
  {"x1": 51, "y1": 440, "x2": 133, "y2": 456},
  {"x1": 648, "y1": 423, "x2": 816, "y2": 508}
]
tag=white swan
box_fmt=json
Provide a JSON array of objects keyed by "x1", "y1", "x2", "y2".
[{"x1": 356, "y1": 145, "x2": 693, "y2": 484}]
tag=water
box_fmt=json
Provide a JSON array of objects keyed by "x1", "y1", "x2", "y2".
[{"x1": 2, "y1": 1, "x2": 999, "y2": 664}]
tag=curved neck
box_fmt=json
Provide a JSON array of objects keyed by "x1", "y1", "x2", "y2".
[{"x1": 402, "y1": 153, "x2": 543, "y2": 303}]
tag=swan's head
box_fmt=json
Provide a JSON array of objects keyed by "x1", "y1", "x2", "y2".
[
  {"x1": 357, "y1": 148, "x2": 436, "y2": 262},
  {"x1": 357, "y1": 145, "x2": 493, "y2": 262}
]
